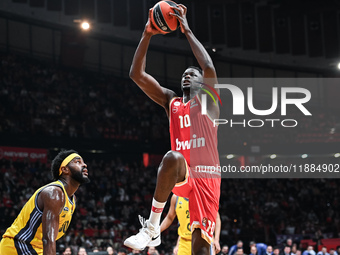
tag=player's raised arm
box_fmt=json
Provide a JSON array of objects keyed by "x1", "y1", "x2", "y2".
[
  {"x1": 171, "y1": 5, "x2": 218, "y2": 83},
  {"x1": 38, "y1": 186, "x2": 65, "y2": 255},
  {"x1": 129, "y1": 9, "x2": 176, "y2": 114},
  {"x1": 171, "y1": 4, "x2": 219, "y2": 120}
]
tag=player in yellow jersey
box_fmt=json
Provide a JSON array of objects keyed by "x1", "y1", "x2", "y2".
[
  {"x1": 0, "y1": 149, "x2": 90, "y2": 255},
  {"x1": 160, "y1": 194, "x2": 221, "y2": 255}
]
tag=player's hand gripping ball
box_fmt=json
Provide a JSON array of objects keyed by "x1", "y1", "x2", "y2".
[{"x1": 150, "y1": 1, "x2": 179, "y2": 34}]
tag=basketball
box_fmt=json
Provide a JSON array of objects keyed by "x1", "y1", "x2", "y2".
[{"x1": 150, "y1": 1, "x2": 179, "y2": 34}]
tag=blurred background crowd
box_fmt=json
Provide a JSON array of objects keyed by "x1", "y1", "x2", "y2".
[
  {"x1": 1, "y1": 53, "x2": 340, "y2": 147},
  {"x1": 1, "y1": 40, "x2": 340, "y2": 255},
  {"x1": 1, "y1": 155, "x2": 340, "y2": 254}
]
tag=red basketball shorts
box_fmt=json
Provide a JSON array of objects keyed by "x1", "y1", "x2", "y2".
[{"x1": 172, "y1": 160, "x2": 221, "y2": 244}]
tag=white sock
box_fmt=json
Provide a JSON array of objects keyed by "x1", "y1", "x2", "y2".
[{"x1": 149, "y1": 198, "x2": 166, "y2": 227}]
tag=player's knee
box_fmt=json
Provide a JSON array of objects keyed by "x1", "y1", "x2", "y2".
[
  {"x1": 159, "y1": 151, "x2": 185, "y2": 173},
  {"x1": 163, "y1": 151, "x2": 183, "y2": 165}
]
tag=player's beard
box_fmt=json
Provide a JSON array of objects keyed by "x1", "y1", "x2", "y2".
[{"x1": 69, "y1": 166, "x2": 90, "y2": 184}]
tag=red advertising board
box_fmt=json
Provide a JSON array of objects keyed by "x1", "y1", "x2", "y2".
[{"x1": 0, "y1": 146, "x2": 48, "y2": 163}]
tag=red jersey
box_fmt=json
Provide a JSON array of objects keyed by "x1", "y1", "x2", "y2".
[
  {"x1": 169, "y1": 96, "x2": 219, "y2": 169},
  {"x1": 170, "y1": 95, "x2": 221, "y2": 244}
]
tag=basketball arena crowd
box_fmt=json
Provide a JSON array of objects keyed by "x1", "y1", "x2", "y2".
[
  {"x1": 1, "y1": 54, "x2": 340, "y2": 255},
  {"x1": 1, "y1": 53, "x2": 340, "y2": 145}
]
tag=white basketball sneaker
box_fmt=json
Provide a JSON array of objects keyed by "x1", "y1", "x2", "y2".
[{"x1": 124, "y1": 215, "x2": 161, "y2": 250}]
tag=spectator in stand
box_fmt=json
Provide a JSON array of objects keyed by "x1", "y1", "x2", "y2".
[
  {"x1": 63, "y1": 246, "x2": 73, "y2": 255},
  {"x1": 250, "y1": 242, "x2": 267, "y2": 255},
  {"x1": 220, "y1": 245, "x2": 229, "y2": 255},
  {"x1": 317, "y1": 247, "x2": 330, "y2": 255},
  {"x1": 329, "y1": 249, "x2": 338, "y2": 255},
  {"x1": 236, "y1": 248, "x2": 246, "y2": 255},
  {"x1": 315, "y1": 230, "x2": 324, "y2": 246},
  {"x1": 337, "y1": 247, "x2": 340, "y2": 255},
  {"x1": 147, "y1": 246, "x2": 159, "y2": 255},
  {"x1": 291, "y1": 244, "x2": 298, "y2": 255},
  {"x1": 273, "y1": 247, "x2": 280, "y2": 255},
  {"x1": 281, "y1": 246, "x2": 292, "y2": 255},
  {"x1": 295, "y1": 251, "x2": 302, "y2": 255},
  {"x1": 267, "y1": 246, "x2": 273, "y2": 255},
  {"x1": 78, "y1": 247, "x2": 87, "y2": 255},
  {"x1": 128, "y1": 249, "x2": 141, "y2": 255},
  {"x1": 229, "y1": 241, "x2": 244, "y2": 255},
  {"x1": 250, "y1": 246, "x2": 257, "y2": 255},
  {"x1": 285, "y1": 239, "x2": 293, "y2": 249},
  {"x1": 118, "y1": 248, "x2": 128, "y2": 255},
  {"x1": 107, "y1": 246, "x2": 115, "y2": 255},
  {"x1": 92, "y1": 247, "x2": 99, "y2": 253},
  {"x1": 302, "y1": 246, "x2": 316, "y2": 255}
]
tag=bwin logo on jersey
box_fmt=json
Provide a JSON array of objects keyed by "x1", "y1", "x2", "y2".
[{"x1": 176, "y1": 134, "x2": 205, "y2": 151}]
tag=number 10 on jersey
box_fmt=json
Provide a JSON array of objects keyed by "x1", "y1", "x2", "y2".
[{"x1": 179, "y1": 114, "x2": 191, "y2": 129}]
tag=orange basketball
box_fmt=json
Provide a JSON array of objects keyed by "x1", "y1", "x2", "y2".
[{"x1": 150, "y1": 1, "x2": 179, "y2": 34}]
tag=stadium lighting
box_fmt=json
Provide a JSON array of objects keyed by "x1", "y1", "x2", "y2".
[
  {"x1": 338, "y1": 62, "x2": 340, "y2": 70},
  {"x1": 73, "y1": 19, "x2": 91, "y2": 31},
  {"x1": 270, "y1": 154, "x2": 277, "y2": 159},
  {"x1": 335, "y1": 153, "x2": 340, "y2": 158},
  {"x1": 226, "y1": 154, "x2": 234, "y2": 159},
  {"x1": 81, "y1": 21, "x2": 90, "y2": 30},
  {"x1": 301, "y1": 154, "x2": 308, "y2": 159}
]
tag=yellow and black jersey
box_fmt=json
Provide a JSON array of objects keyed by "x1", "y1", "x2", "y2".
[
  {"x1": 175, "y1": 196, "x2": 191, "y2": 240},
  {"x1": 0, "y1": 180, "x2": 75, "y2": 255}
]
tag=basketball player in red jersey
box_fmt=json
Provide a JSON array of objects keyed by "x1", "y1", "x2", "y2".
[{"x1": 124, "y1": 4, "x2": 220, "y2": 255}]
